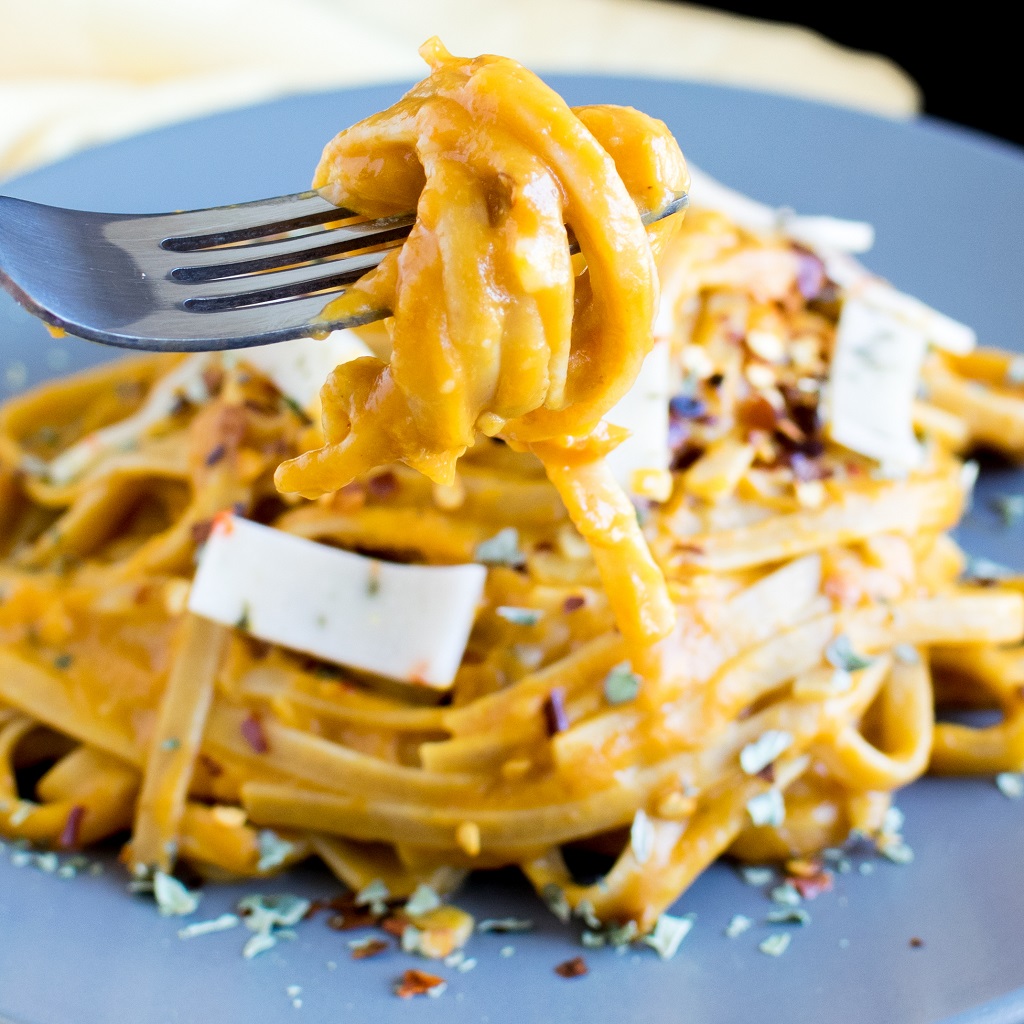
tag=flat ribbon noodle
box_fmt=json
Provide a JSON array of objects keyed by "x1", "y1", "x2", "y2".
[{"x1": 275, "y1": 41, "x2": 687, "y2": 494}]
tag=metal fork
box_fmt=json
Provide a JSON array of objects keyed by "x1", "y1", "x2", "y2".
[{"x1": 0, "y1": 188, "x2": 688, "y2": 353}]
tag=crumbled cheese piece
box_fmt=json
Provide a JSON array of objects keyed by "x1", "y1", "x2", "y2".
[
  {"x1": 740, "y1": 730, "x2": 793, "y2": 776},
  {"x1": 747, "y1": 789, "x2": 786, "y2": 828},
  {"x1": 354, "y1": 879, "x2": 390, "y2": 908},
  {"x1": 153, "y1": 871, "x2": 201, "y2": 917},
  {"x1": 770, "y1": 884, "x2": 803, "y2": 907},
  {"x1": 996, "y1": 772, "x2": 1024, "y2": 799},
  {"x1": 256, "y1": 830, "x2": 295, "y2": 873},
  {"x1": 541, "y1": 883, "x2": 571, "y2": 923},
  {"x1": 404, "y1": 884, "x2": 441, "y2": 918},
  {"x1": 189, "y1": 515, "x2": 486, "y2": 688},
  {"x1": 878, "y1": 839, "x2": 914, "y2": 864},
  {"x1": 739, "y1": 866, "x2": 775, "y2": 887},
  {"x1": 724, "y1": 914, "x2": 753, "y2": 938},
  {"x1": 630, "y1": 810, "x2": 655, "y2": 864},
  {"x1": 759, "y1": 933, "x2": 792, "y2": 957},
  {"x1": 178, "y1": 914, "x2": 241, "y2": 939},
  {"x1": 642, "y1": 913, "x2": 695, "y2": 960}
]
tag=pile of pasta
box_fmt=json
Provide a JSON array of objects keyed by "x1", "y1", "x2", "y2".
[{"x1": 3, "y1": 75, "x2": 1024, "y2": 937}]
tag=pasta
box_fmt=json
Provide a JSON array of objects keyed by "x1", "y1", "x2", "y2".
[{"x1": 2, "y1": 42, "x2": 1024, "y2": 946}]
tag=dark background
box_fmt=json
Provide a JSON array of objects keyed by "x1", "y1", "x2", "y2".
[{"x1": 669, "y1": 2, "x2": 1020, "y2": 149}]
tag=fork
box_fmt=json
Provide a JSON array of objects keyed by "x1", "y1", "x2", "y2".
[{"x1": 0, "y1": 188, "x2": 688, "y2": 353}]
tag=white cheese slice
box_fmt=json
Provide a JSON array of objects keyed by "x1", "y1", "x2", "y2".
[
  {"x1": 604, "y1": 340, "x2": 672, "y2": 498},
  {"x1": 44, "y1": 332, "x2": 375, "y2": 486},
  {"x1": 824, "y1": 251, "x2": 976, "y2": 355},
  {"x1": 188, "y1": 515, "x2": 486, "y2": 688},
  {"x1": 827, "y1": 295, "x2": 927, "y2": 469},
  {"x1": 686, "y1": 164, "x2": 875, "y2": 254},
  {"x1": 46, "y1": 352, "x2": 214, "y2": 485},
  {"x1": 238, "y1": 330, "x2": 374, "y2": 415}
]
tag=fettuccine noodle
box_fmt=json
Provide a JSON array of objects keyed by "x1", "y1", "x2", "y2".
[{"x1": 1, "y1": 44, "x2": 1023, "y2": 940}]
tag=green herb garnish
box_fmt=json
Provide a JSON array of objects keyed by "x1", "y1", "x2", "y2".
[
  {"x1": 474, "y1": 528, "x2": 526, "y2": 567},
  {"x1": 603, "y1": 662, "x2": 641, "y2": 705},
  {"x1": 825, "y1": 634, "x2": 874, "y2": 672},
  {"x1": 495, "y1": 606, "x2": 543, "y2": 626}
]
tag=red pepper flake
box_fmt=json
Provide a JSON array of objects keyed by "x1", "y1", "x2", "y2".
[
  {"x1": 240, "y1": 713, "x2": 269, "y2": 754},
  {"x1": 737, "y1": 394, "x2": 779, "y2": 432},
  {"x1": 367, "y1": 471, "x2": 399, "y2": 499},
  {"x1": 554, "y1": 956, "x2": 588, "y2": 979},
  {"x1": 756, "y1": 763, "x2": 776, "y2": 783},
  {"x1": 563, "y1": 595, "x2": 586, "y2": 613},
  {"x1": 205, "y1": 443, "x2": 227, "y2": 467},
  {"x1": 394, "y1": 968, "x2": 446, "y2": 999},
  {"x1": 380, "y1": 916, "x2": 408, "y2": 938},
  {"x1": 58, "y1": 804, "x2": 86, "y2": 849},
  {"x1": 774, "y1": 418, "x2": 806, "y2": 445},
  {"x1": 202, "y1": 366, "x2": 225, "y2": 395},
  {"x1": 198, "y1": 753, "x2": 224, "y2": 778},
  {"x1": 332, "y1": 482, "x2": 366, "y2": 513},
  {"x1": 327, "y1": 908, "x2": 380, "y2": 931},
  {"x1": 351, "y1": 938, "x2": 389, "y2": 960},
  {"x1": 909, "y1": 936, "x2": 925, "y2": 949},
  {"x1": 544, "y1": 686, "x2": 569, "y2": 736},
  {"x1": 789, "y1": 870, "x2": 834, "y2": 900},
  {"x1": 210, "y1": 509, "x2": 236, "y2": 537},
  {"x1": 674, "y1": 541, "x2": 705, "y2": 556},
  {"x1": 190, "y1": 519, "x2": 214, "y2": 546}
]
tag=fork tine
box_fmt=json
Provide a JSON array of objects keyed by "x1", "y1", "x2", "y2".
[
  {"x1": 169, "y1": 214, "x2": 414, "y2": 282},
  {"x1": 136, "y1": 191, "x2": 348, "y2": 252},
  {"x1": 181, "y1": 249, "x2": 392, "y2": 312},
  {"x1": 100, "y1": 290, "x2": 389, "y2": 350}
]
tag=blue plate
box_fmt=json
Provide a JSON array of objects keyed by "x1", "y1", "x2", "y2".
[{"x1": 2, "y1": 77, "x2": 1024, "y2": 1024}]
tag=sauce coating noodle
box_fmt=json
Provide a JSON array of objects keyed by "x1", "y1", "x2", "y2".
[{"x1": 1, "y1": 44, "x2": 1023, "y2": 941}]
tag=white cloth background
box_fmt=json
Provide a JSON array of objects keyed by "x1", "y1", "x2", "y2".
[{"x1": 0, "y1": 0, "x2": 920, "y2": 181}]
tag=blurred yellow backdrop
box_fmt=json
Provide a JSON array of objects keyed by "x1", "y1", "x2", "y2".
[{"x1": 0, "y1": 0, "x2": 920, "y2": 179}]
